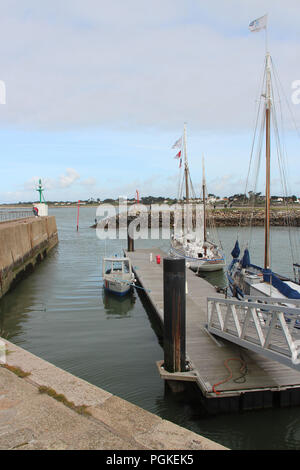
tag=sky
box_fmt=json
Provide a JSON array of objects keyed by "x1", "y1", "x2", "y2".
[{"x1": 0, "y1": 0, "x2": 300, "y2": 203}]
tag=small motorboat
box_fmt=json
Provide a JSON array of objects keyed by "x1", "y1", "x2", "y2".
[{"x1": 102, "y1": 256, "x2": 135, "y2": 296}]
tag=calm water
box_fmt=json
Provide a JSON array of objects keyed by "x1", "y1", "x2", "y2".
[{"x1": 1, "y1": 207, "x2": 300, "y2": 450}]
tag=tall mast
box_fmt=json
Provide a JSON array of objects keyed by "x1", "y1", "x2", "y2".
[
  {"x1": 202, "y1": 156, "x2": 207, "y2": 255},
  {"x1": 264, "y1": 52, "x2": 271, "y2": 270},
  {"x1": 202, "y1": 157, "x2": 207, "y2": 241},
  {"x1": 183, "y1": 123, "x2": 189, "y2": 204}
]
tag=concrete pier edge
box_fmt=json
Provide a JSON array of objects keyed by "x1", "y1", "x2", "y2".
[
  {"x1": 0, "y1": 216, "x2": 58, "y2": 299},
  {"x1": 0, "y1": 338, "x2": 227, "y2": 450}
]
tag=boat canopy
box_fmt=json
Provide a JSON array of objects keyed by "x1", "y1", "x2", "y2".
[
  {"x1": 241, "y1": 248, "x2": 250, "y2": 269},
  {"x1": 103, "y1": 257, "x2": 131, "y2": 274},
  {"x1": 263, "y1": 269, "x2": 300, "y2": 299},
  {"x1": 231, "y1": 240, "x2": 240, "y2": 259}
]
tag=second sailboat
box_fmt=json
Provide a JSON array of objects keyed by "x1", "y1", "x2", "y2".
[{"x1": 170, "y1": 124, "x2": 226, "y2": 272}]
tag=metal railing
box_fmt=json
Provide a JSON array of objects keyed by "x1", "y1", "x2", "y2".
[
  {"x1": 0, "y1": 209, "x2": 33, "y2": 223},
  {"x1": 207, "y1": 296, "x2": 300, "y2": 371}
]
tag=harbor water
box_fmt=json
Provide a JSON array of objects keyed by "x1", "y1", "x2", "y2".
[{"x1": 1, "y1": 207, "x2": 300, "y2": 450}]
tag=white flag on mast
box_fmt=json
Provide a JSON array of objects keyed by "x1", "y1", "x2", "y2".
[
  {"x1": 172, "y1": 137, "x2": 182, "y2": 149},
  {"x1": 249, "y1": 14, "x2": 268, "y2": 32}
]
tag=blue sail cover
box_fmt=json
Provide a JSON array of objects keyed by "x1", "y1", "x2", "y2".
[
  {"x1": 263, "y1": 269, "x2": 300, "y2": 299},
  {"x1": 241, "y1": 248, "x2": 250, "y2": 268},
  {"x1": 231, "y1": 240, "x2": 240, "y2": 259}
]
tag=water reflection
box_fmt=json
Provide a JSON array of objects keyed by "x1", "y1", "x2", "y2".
[
  {"x1": 0, "y1": 284, "x2": 33, "y2": 342},
  {"x1": 102, "y1": 289, "x2": 136, "y2": 318},
  {"x1": 196, "y1": 268, "x2": 228, "y2": 290}
]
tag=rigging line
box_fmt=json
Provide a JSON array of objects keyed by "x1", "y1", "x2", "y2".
[
  {"x1": 273, "y1": 94, "x2": 291, "y2": 204},
  {"x1": 271, "y1": 80, "x2": 287, "y2": 196},
  {"x1": 179, "y1": 169, "x2": 185, "y2": 202},
  {"x1": 176, "y1": 165, "x2": 182, "y2": 201},
  {"x1": 274, "y1": 98, "x2": 299, "y2": 261},
  {"x1": 272, "y1": 91, "x2": 298, "y2": 266},
  {"x1": 207, "y1": 206, "x2": 219, "y2": 245},
  {"x1": 243, "y1": 59, "x2": 268, "y2": 250},
  {"x1": 246, "y1": 109, "x2": 265, "y2": 255},
  {"x1": 271, "y1": 66, "x2": 292, "y2": 201},
  {"x1": 189, "y1": 174, "x2": 196, "y2": 200},
  {"x1": 238, "y1": 66, "x2": 267, "y2": 240},
  {"x1": 272, "y1": 58, "x2": 300, "y2": 261},
  {"x1": 271, "y1": 57, "x2": 300, "y2": 140},
  {"x1": 247, "y1": 108, "x2": 266, "y2": 256},
  {"x1": 270, "y1": 59, "x2": 300, "y2": 271},
  {"x1": 271, "y1": 74, "x2": 294, "y2": 198},
  {"x1": 271, "y1": 64, "x2": 300, "y2": 263}
]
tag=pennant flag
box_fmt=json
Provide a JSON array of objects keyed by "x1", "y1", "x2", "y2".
[
  {"x1": 172, "y1": 137, "x2": 182, "y2": 149},
  {"x1": 249, "y1": 14, "x2": 267, "y2": 32},
  {"x1": 174, "y1": 150, "x2": 181, "y2": 159}
]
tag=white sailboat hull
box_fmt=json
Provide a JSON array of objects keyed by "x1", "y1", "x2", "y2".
[{"x1": 169, "y1": 243, "x2": 226, "y2": 272}]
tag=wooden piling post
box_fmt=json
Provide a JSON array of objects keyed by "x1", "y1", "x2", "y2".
[
  {"x1": 127, "y1": 216, "x2": 135, "y2": 252},
  {"x1": 163, "y1": 257, "x2": 186, "y2": 373}
]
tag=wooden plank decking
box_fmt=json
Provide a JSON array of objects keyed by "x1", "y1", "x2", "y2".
[{"x1": 126, "y1": 248, "x2": 300, "y2": 403}]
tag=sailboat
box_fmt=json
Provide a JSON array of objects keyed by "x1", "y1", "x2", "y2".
[
  {"x1": 227, "y1": 16, "x2": 300, "y2": 302},
  {"x1": 169, "y1": 123, "x2": 226, "y2": 272}
]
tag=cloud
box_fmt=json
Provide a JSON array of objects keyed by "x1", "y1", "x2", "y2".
[
  {"x1": 1, "y1": 2, "x2": 300, "y2": 202},
  {"x1": 21, "y1": 168, "x2": 81, "y2": 195},
  {"x1": 0, "y1": 0, "x2": 299, "y2": 132},
  {"x1": 59, "y1": 168, "x2": 80, "y2": 188}
]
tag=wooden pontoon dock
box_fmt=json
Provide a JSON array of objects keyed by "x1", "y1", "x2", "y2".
[{"x1": 126, "y1": 248, "x2": 300, "y2": 412}]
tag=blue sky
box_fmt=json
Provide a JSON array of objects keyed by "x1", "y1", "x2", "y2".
[{"x1": 0, "y1": 0, "x2": 300, "y2": 202}]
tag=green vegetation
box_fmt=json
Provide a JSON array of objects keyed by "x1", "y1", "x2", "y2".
[
  {"x1": 38, "y1": 386, "x2": 91, "y2": 416},
  {"x1": 1, "y1": 363, "x2": 31, "y2": 378}
]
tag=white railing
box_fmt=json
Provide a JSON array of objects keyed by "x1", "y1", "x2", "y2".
[
  {"x1": 0, "y1": 209, "x2": 33, "y2": 222},
  {"x1": 207, "y1": 296, "x2": 300, "y2": 371}
]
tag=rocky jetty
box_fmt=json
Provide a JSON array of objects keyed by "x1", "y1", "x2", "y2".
[
  {"x1": 91, "y1": 207, "x2": 300, "y2": 229},
  {"x1": 210, "y1": 208, "x2": 300, "y2": 227}
]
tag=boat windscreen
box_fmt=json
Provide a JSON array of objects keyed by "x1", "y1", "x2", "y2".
[{"x1": 112, "y1": 262, "x2": 123, "y2": 271}]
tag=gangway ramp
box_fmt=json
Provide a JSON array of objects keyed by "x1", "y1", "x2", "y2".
[{"x1": 207, "y1": 296, "x2": 300, "y2": 371}]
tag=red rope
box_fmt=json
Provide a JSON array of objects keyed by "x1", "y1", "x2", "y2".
[{"x1": 212, "y1": 358, "x2": 247, "y2": 395}]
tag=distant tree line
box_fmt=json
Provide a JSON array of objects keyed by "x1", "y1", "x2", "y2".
[{"x1": 8, "y1": 193, "x2": 299, "y2": 206}]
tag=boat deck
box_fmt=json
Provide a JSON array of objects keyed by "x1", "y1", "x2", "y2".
[{"x1": 126, "y1": 248, "x2": 300, "y2": 410}]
